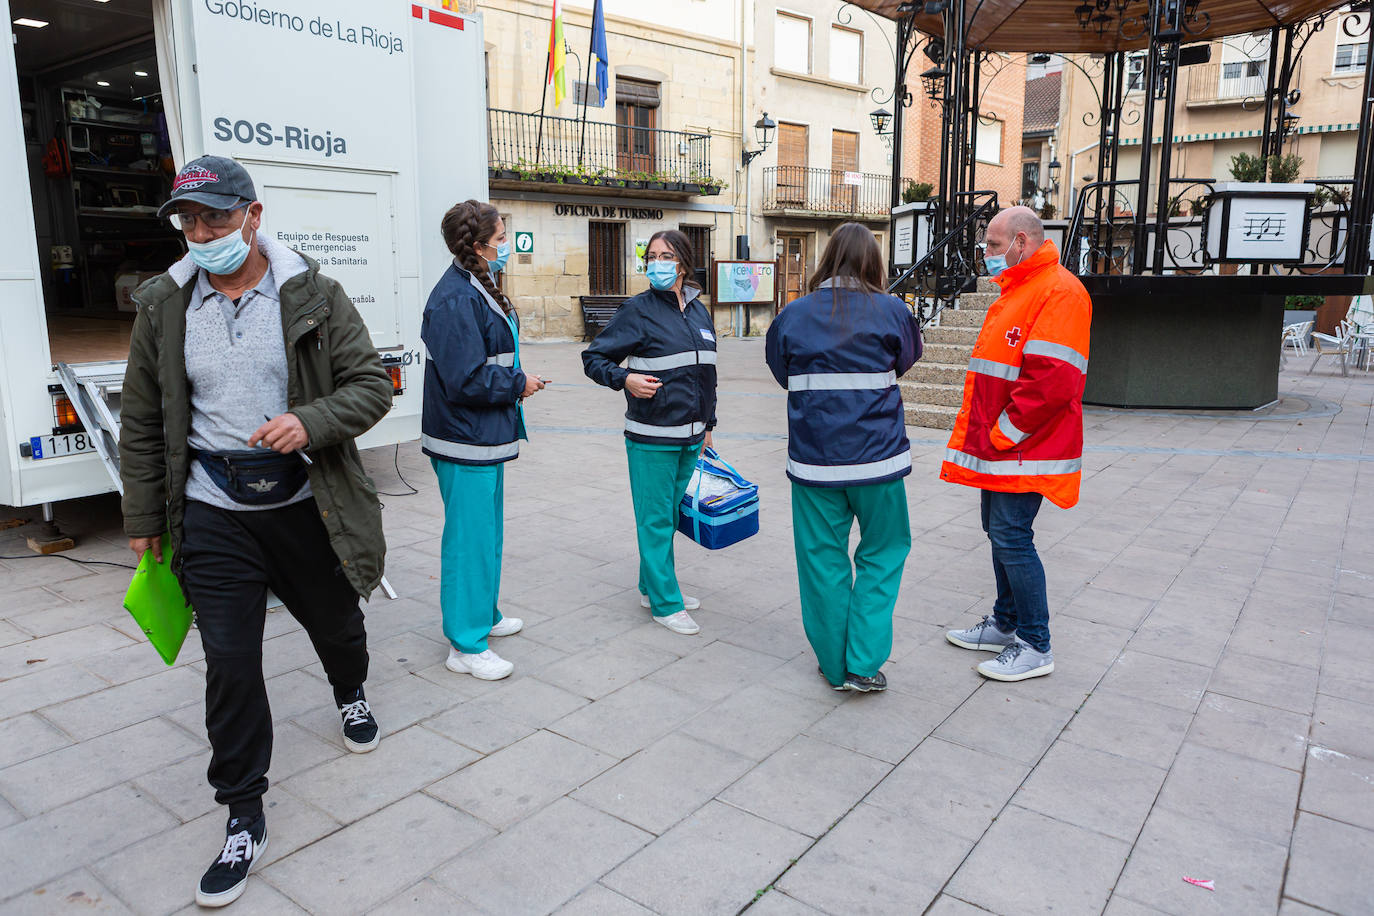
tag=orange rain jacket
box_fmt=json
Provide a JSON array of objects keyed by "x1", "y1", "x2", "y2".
[{"x1": 940, "y1": 239, "x2": 1092, "y2": 509}]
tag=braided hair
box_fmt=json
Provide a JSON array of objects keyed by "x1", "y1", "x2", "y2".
[{"x1": 441, "y1": 199, "x2": 513, "y2": 314}]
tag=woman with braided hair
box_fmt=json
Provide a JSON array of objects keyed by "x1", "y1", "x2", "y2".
[{"x1": 421, "y1": 199, "x2": 548, "y2": 680}]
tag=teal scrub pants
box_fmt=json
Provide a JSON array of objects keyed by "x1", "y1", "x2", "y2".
[
  {"x1": 791, "y1": 478, "x2": 911, "y2": 685},
  {"x1": 431, "y1": 458, "x2": 509, "y2": 654},
  {"x1": 625, "y1": 439, "x2": 702, "y2": 616}
]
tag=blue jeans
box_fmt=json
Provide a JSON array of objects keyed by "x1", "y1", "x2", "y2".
[{"x1": 981, "y1": 489, "x2": 1050, "y2": 653}]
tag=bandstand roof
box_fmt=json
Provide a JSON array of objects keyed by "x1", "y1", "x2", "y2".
[{"x1": 848, "y1": 0, "x2": 1352, "y2": 53}]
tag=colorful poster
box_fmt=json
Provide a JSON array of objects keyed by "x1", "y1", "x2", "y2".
[{"x1": 715, "y1": 261, "x2": 776, "y2": 305}]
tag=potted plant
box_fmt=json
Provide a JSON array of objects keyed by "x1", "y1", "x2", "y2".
[
  {"x1": 624, "y1": 170, "x2": 647, "y2": 189},
  {"x1": 514, "y1": 159, "x2": 542, "y2": 182},
  {"x1": 558, "y1": 165, "x2": 588, "y2": 186},
  {"x1": 489, "y1": 164, "x2": 519, "y2": 181},
  {"x1": 901, "y1": 181, "x2": 934, "y2": 205},
  {"x1": 695, "y1": 176, "x2": 726, "y2": 196},
  {"x1": 644, "y1": 171, "x2": 666, "y2": 191}
]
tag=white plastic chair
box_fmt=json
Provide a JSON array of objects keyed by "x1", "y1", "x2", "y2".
[{"x1": 1308, "y1": 320, "x2": 1353, "y2": 376}]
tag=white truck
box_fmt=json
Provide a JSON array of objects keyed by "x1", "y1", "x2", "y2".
[{"x1": 0, "y1": 0, "x2": 485, "y2": 521}]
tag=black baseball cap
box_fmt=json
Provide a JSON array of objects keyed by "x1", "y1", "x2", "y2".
[{"x1": 157, "y1": 155, "x2": 257, "y2": 218}]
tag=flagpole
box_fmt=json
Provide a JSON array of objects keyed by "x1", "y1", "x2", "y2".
[
  {"x1": 535, "y1": 38, "x2": 552, "y2": 167},
  {"x1": 577, "y1": 0, "x2": 597, "y2": 168}
]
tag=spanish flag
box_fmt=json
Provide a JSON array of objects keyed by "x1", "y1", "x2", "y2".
[{"x1": 547, "y1": 0, "x2": 567, "y2": 106}]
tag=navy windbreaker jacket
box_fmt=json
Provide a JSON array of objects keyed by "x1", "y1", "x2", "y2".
[
  {"x1": 582, "y1": 286, "x2": 718, "y2": 446},
  {"x1": 420, "y1": 263, "x2": 527, "y2": 466},
  {"x1": 765, "y1": 280, "x2": 922, "y2": 487}
]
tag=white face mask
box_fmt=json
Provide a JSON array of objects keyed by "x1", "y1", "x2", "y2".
[{"x1": 187, "y1": 211, "x2": 254, "y2": 275}]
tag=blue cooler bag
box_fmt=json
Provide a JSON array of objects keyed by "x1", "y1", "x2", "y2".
[{"x1": 678, "y1": 447, "x2": 759, "y2": 549}]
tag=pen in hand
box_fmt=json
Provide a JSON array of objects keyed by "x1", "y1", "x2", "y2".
[{"x1": 262, "y1": 415, "x2": 313, "y2": 465}]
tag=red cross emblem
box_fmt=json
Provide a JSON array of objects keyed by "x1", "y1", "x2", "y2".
[{"x1": 1006, "y1": 326, "x2": 1023, "y2": 347}]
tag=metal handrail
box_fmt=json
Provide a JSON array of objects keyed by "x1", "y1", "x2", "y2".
[
  {"x1": 763, "y1": 165, "x2": 897, "y2": 216},
  {"x1": 888, "y1": 191, "x2": 1000, "y2": 327}
]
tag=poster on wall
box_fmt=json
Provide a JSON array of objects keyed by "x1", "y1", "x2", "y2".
[
  {"x1": 634, "y1": 238, "x2": 649, "y2": 273},
  {"x1": 713, "y1": 260, "x2": 778, "y2": 306}
]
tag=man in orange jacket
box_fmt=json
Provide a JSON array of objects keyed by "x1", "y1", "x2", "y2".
[{"x1": 942, "y1": 206, "x2": 1092, "y2": 681}]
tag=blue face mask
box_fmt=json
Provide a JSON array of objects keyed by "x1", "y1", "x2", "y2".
[
  {"x1": 983, "y1": 253, "x2": 1008, "y2": 278},
  {"x1": 485, "y1": 240, "x2": 510, "y2": 274},
  {"x1": 646, "y1": 260, "x2": 679, "y2": 291},
  {"x1": 187, "y1": 214, "x2": 253, "y2": 275}
]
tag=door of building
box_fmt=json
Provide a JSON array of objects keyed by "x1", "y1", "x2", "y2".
[
  {"x1": 616, "y1": 78, "x2": 659, "y2": 174},
  {"x1": 830, "y1": 129, "x2": 858, "y2": 211},
  {"x1": 776, "y1": 123, "x2": 808, "y2": 206},
  {"x1": 778, "y1": 233, "x2": 807, "y2": 306}
]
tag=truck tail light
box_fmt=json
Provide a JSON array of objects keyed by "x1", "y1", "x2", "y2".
[{"x1": 53, "y1": 394, "x2": 82, "y2": 432}]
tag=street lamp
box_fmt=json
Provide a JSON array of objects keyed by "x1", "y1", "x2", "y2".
[
  {"x1": 870, "y1": 108, "x2": 893, "y2": 136},
  {"x1": 742, "y1": 112, "x2": 776, "y2": 166},
  {"x1": 1048, "y1": 158, "x2": 1062, "y2": 190}
]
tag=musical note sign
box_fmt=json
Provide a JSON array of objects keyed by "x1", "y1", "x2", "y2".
[{"x1": 1242, "y1": 212, "x2": 1286, "y2": 242}]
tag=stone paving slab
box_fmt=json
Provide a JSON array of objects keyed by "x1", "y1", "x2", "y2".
[{"x1": 2, "y1": 341, "x2": 1373, "y2": 914}]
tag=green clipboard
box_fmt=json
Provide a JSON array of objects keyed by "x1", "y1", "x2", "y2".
[{"x1": 122, "y1": 534, "x2": 193, "y2": 666}]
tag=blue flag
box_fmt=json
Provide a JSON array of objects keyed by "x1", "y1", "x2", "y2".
[{"x1": 591, "y1": 0, "x2": 609, "y2": 106}]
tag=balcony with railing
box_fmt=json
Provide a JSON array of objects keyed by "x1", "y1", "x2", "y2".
[
  {"x1": 1186, "y1": 61, "x2": 1269, "y2": 106},
  {"x1": 761, "y1": 166, "x2": 897, "y2": 220},
  {"x1": 487, "y1": 108, "x2": 720, "y2": 196}
]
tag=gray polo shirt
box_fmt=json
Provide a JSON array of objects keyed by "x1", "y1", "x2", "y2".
[{"x1": 184, "y1": 263, "x2": 313, "y2": 510}]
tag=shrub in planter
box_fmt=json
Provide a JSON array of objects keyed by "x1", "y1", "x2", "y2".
[
  {"x1": 1285, "y1": 294, "x2": 1323, "y2": 310},
  {"x1": 902, "y1": 181, "x2": 934, "y2": 204}
]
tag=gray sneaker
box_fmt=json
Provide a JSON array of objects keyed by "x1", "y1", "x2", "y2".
[
  {"x1": 977, "y1": 640, "x2": 1054, "y2": 681},
  {"x1": 946, "y1": 615, "x2": 1018, "y2": 652}
]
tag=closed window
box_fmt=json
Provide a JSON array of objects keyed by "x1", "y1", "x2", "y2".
[
  {"x1": 616, "y1": 78, "x2": 659, "y2": 173},
  {"x1": 589, "y1": 222, "x2": 625, "y2": 295},
  {"x1": 775, "y1": 12, "x2": 811, "y2": 74},
  {"x1": 1125, "y1": 52, "x2": 1146, "y2": 92},
  {"x1": 776, "y1": 122, "x2": 808, "y2": 205},
  {"x1": 1336, "y1": 39, "x2": 1368, "y2": 73},
  {"x1": 829, "y1": 26, "x2": 862, "y2": 83},
  {"x1": 975, "y1": 118, "x2": 1003, "y2": 166}
]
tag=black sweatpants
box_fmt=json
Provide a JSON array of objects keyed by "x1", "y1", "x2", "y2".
[{"x1": 181, "y1": 498, "x2": 369, "y2": 818}]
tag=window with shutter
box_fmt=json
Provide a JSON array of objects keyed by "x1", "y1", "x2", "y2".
[
  {"x1": 830, "y1": 129, "x2": 859, "y2": 209},
  {"x1": 680, "y1": 225, "x2": 712, "y2": 279},
  {"x1": 777, "y1": 122, "x2": 808, "y2": 205},
  {"x1": 588, "y1": 222, "x2": 625, "y2": 295}
]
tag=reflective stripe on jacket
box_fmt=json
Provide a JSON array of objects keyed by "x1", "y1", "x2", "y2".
[
  {"x1": 940, "y1": 240, "x2": 1092, "y2": 509},
  {"x1": 581, "y1": 287, "x2": 718, "y2": 445},
  {"x1": 765, "y1": 283, "x2": 922, "y2": 488},
  {"x1": 420, "y1": 264, "x2": 527, "y2": 466}
]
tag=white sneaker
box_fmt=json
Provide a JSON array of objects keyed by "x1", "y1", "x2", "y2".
[
  {"x1": 654, "y1": 610, "x2": 701, "y2": 635},
  {"x1": 446, "y1": 647, "x2": 514, "y2": 680},
  {"x1": 641, "y1": 595, "x2": 701, "y2": 611},
  {"x1": 489, "y1": 616, "x2": 523, "y2": 637}
]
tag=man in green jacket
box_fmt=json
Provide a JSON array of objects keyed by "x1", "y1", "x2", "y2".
[{"x1": 119, "y1": 156, "x2": 393, "y2": 908}]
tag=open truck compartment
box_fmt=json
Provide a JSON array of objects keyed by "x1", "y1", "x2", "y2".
[{"x1": 2, "y1": 0, "x2": 486, "y2": 509}]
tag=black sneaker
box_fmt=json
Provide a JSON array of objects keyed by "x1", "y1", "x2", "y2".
[
  {"x1": 843, "y1": 671, "x2": 888, "y2": 692},
  {"x1": 339, "y1": 689, "x2": 380, "y2": 753},
  {"x1": 196, "y1": 814, "x2": 267, "y2": 908}
]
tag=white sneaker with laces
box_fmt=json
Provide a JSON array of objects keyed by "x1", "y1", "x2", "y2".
[
  {"x1": 489, "y1": 616, "x2": 523, "y2": 637},
  {"x1": 641, "y1": 595, "x2": 701, "y2": 611},
  {"x1": 446, "y1": 647, "x2": 514, "y2": 680},
  {"x1": 654, "y1": 610, "x2": 701, "y2": 635}
]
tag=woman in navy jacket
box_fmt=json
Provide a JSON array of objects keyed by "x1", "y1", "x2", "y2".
[
  {"x1": 765, "y1": 223, "x2": 921, "y2": 691},
  {"x1": 422, "y1": 200, "x2": 548, "y2": 681},
  {"x1": 582, "y1": 230, "x2": 717, "y2": 636}
]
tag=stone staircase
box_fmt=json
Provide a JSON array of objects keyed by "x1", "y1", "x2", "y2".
[{"x1": 900, "y1": 278, "x2": 999, "y2": 429}]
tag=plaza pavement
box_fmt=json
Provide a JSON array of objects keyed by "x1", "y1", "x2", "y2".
[{"x1": 0, "y1": 338, "x2": 1372, "y2": 915}]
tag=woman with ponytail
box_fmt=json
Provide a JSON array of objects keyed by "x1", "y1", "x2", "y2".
[{"x1": 421, "y1": 200, "x2": 548, "y2": 680}]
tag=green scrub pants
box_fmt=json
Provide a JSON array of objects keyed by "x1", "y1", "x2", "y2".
[
  {"x1": 431, "y1": 458, "x2": 509, "y2": 654},
  {"x1": 625, "y1": 439, "x2": 702, "y2": 616},
  {"x1": 791, "y1": 478, "x2": 911, "y2": 685}
]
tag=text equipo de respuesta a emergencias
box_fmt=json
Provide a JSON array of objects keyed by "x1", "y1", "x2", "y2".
[
  {"x1": 201, "y1": 0, "x2": 406, "y2": 55},
  {"x1": 276, "y1": 232, "x2": 371, "y2": 266}
]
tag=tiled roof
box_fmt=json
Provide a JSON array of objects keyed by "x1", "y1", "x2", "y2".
[{"x1": 1023, "y1": 71, "x2": 1061, "y2": 134}]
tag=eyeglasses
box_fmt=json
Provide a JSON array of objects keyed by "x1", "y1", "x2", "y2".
[
  {"x1": 169, "y1": 202, "x2": 249, "y2": 231},
  {"x1": 644, "y1": 252, "x2": 679, "y2": 262}
]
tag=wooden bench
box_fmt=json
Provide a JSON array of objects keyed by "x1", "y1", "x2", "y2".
[{"x1": 580, "y1": 295, "x2": 629, "y2": 341}]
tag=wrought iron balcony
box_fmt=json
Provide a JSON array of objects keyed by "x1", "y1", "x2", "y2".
[
  {"x1": 487, "y1": 108, "x2": 716, "y2": 190},
  {"x1": 762, "y1": 166, "x2": 895, "y2": 218}
]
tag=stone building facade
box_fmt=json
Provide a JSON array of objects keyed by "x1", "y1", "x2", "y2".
[{"x1": 477, "y1": 0, "x2": 897, "y2": 339}]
